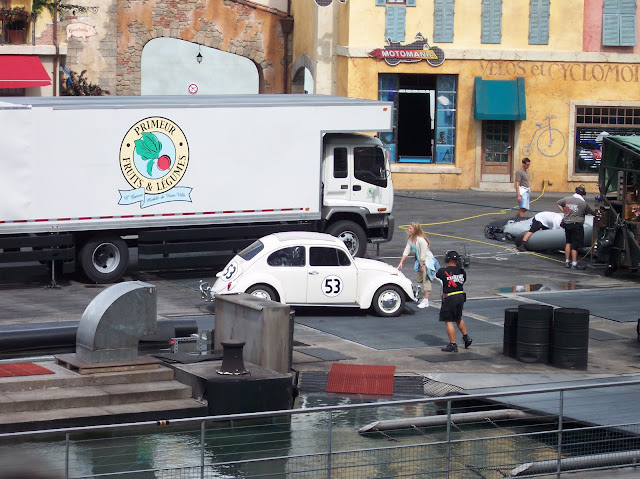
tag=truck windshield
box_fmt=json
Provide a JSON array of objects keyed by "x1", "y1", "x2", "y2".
[
  {"x1": 354, "y1": 147, "x2": 387, "y2": 188},
  {"x1": 238, "y1": 240, "x2": 264, "y2": 261}
]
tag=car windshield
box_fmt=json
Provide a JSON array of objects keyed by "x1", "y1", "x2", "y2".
[{"x1": 238, "y1": 240, "x2": 264, "y2": 261}]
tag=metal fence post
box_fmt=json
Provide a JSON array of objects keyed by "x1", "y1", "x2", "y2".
[
  {"x1": 557, "y1": 390, "x2": 564, "y2": 478},
  {"x1": 446, "y1": 399, "x2": 451, "y2": 479},
  {"x1": 327, "y1": 410, "x2": 333, "y2": 479},
  {"x1": 201, "y1": 420, "x2": 206, "y2": 479},
  {"x1": 65, "y1": 433, "x2": 70, "y2": 479}
]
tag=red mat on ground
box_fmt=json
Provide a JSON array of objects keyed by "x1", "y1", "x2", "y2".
[
  {"x1": 0, "y1": 362, "x2": 54, "y2": 378},
  {"x1": 326, "y1": 364, "x2": 396, "y2": 395}
]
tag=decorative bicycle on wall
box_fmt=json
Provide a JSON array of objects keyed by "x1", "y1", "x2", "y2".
[{"x1": 521, "y1": 115, "x2": 565, "y2": 157}]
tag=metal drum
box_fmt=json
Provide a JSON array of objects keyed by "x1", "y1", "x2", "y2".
[
  {"x1": 503, "y1": 308, "x2": 519, "y2": 358},
  {"x1": 551, "y1": 308, "x2": 589, "y2": 370},
  {"x1": 516, "y1": 304, "x2": 554, "y2": 364}
]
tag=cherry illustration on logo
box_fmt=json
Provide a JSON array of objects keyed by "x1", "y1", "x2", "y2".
[{"x1": 157, "y1": 155, "x2": 171, "y2": 171}]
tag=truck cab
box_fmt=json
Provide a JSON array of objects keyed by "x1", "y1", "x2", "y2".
[{"x1": 320, "y1": 133, "x2": 394, "y2": 257}]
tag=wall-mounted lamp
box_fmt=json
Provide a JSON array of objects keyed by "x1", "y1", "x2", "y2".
[{"x1": 196, "y1": 46, "x2": 203, "y2": 64}]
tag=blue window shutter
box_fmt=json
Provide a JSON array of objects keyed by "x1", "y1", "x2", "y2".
[
  {"x1": 376, "y1": 0, "x2": 386, "y2": 6},
  {"x1": 603, "y1": 13, "x2": 621, "y2": 44},
  {"x1": 481, "y1": 0, "x2": 492, "y2": 43},
  {"x1": 529, "y1": 0, "x2": 549, "y2": 45},
  {"x1": 396, "y1": 6, "x2": 406, "y2": 41},
  {"x1": 620, "y1": 14, "x2": 637, "y2": 45},
  {"x1": 491, "y1": 0, "x2": 502, "y2": 43},
  {"x1": 407, "y1": 0, "x2": 417, "y2": 6},
  {"x1": 482, "y1": 0, "x2": 502, "y2": 44},
  {"x1": 385, "y1": 6, "x2": 397, "y2": 41},
  {"x1": 385, "y1": 6, "x2": 405, "y2": 42},
  {"x1": 434, "y1": 0, "x2": 455, "y2": 43},
  {"x1": 603, "y1": 0, "x2": 619, "y2": 13},
  {"x1": 619, "y1": 0, "x2": 636, "y2": 14},
  {"x1": 529, "y1": 0, "x2": 541, "y2": 44}
]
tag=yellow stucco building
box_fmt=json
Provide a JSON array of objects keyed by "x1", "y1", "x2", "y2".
[{"x1": 292, "y1": 0, "x2": 640, "y2": 194}]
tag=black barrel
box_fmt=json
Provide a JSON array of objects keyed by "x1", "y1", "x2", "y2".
[
  {"x1": 503, "y1": 308, "x2": 519, "y2": 357},
  {"x1": 516, "y1": 304, "x2": 554, "y2": 364},
  {"x1": 551, "y1": 308, "x2": 589, "y2": 370}
]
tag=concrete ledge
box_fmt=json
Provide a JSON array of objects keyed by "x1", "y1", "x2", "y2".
[
  {"x1": 391, "y1": 164, "x2": 462, "y2": 174},
  {"x1": 472, "y1": 182, "x2": 515, "y2": 192}
]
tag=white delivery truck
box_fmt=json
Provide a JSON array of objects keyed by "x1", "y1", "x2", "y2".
[{"x1": 0, "y1": 95, "x2": 394, "y2": 283}]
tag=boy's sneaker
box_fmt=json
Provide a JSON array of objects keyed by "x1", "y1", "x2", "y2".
[
  {"x1": 463, "y1": 334, "x2": 473, "y2": 349},
  {"x1": 564, "y1": 261, "x2": 571, "y2": 268},
  {"x1": 572, "y1": 263, "x2": 586, "y2": 270},
  {"x1": 417, "y1": 298, "x2": 429, "y2": 309},
  {"x1": 441, "y1": 343, "x2": 458, "y2": 353}
]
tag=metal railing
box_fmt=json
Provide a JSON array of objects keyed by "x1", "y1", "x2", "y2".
[{"x1": 1, "y1": 378, "x2": 640, "y2": 478}]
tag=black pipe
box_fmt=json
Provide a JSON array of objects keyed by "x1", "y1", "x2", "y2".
[{"x1": 0, "y1": 319, "x2": 200, "y2": 357}]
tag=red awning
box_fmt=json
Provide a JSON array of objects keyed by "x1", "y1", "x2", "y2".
[{"x1": 0, "y1": 55, "x2": 51, "y2": 89}]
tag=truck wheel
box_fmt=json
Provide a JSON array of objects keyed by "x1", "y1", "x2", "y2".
[
  {"x1": 246, "y1": 284, "x2": 279, "y2": 302},
  {"x1": 326, "y1": 221, "x2": 367, "y2": 257},
  {"x1": 79, "y1": 236, "x2": 129, "y2": 283},
  {"x1": 372, "y1": 285, "x2": 405, "y2": 317}
]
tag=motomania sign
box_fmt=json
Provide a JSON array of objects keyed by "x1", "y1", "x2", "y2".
[{"x1": 368, "y1": 33, "x2": 445, "y2": 67}]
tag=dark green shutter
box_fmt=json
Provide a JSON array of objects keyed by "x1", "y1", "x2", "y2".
[
  {"x1": 481, "y1": 0, "x2": 502, "y2": 44},
  {"x1": 434, "y1": 0, "x2": 455, "y2": 43}
]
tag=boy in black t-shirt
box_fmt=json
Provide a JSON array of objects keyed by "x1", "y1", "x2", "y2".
[{"x1": 435, "y1": 251, "x2": 472, "y2": 353}]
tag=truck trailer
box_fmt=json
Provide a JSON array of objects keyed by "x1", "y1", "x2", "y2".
[{"x1": 0, "y1": 95, "x2": 394, "y2": 283}]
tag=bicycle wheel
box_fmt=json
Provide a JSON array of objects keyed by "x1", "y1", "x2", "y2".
[
  {"x1": 536, "y1": 128, "x2": 565, "y2": 157},
  {"x1": 426, "y1": 46, "x2": 445, "y2": 67},
  {"x1": 521, "y1": 145, "x2": 533, "y2": 157}
]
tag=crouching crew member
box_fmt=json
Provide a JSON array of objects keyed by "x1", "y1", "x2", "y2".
[{"x1": 435, "y1": 251, "x2": 472, "y2": 353}]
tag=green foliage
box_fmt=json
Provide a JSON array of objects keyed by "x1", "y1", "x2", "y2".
[
  {"x1": 31, "y1": 0, "x2": 86, "y2": 19},
  {"x1": 135, "y1": 132, "x2": 163, "y2": 175},
  {"x1": 62, "y1": 69, "x2": 110, "y2": 96}
]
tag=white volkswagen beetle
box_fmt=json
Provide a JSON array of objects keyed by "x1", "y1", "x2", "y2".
[{"x1": 200, "y1": 232, "x2": 418, "y2": 317}]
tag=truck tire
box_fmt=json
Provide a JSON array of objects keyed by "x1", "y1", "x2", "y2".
[
  {"x1": 246, "y1": 284, "x2": 279, "y2": 302},
  {"x1": 326, "y1": 221, "x2": 367, "y2": 257},
  {"x1": 79, "y1": 236, "x2": 129, "y2": 283},
  {"x1": 372, "y1": 284, "x2": 405, "y2": 317}
]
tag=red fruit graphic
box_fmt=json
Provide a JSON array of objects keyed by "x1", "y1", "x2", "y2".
[{"x1": 157, "y1": 155, "x2": 171, "y2": 171}]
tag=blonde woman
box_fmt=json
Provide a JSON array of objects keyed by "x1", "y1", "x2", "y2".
[{"x1": 397, "y1": 222, "x2": 434, "y2": 308}]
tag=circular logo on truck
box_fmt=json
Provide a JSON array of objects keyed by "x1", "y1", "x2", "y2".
[{"x1": 119, "y1": 117, "x2": 189, "y2": 194}]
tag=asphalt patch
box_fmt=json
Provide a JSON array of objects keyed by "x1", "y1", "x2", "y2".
[
  {"x1": 415, "y1": 352, "x2": 488, "y2": 362},
  {"x1": 518, "y1": 288, "x2": 640, "y2": 322},
  {"x1": 295, "y1": 347, "x2": 354, "y2": 361},
  {"x1": 463, "y1": 298, "x2": 530, "y2": 320},
  {"x1": 589, "y1": 329, "x2": 627, "y2": 341},
  {"x1": 295, "y1": 309, "x2": 502, "y2": 350}
]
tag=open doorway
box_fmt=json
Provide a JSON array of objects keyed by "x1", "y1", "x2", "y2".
[
  {"x1": 379, "y1": 74, "x2": 456, "y2": 164},
  {"x1": 397, "y1": 75, "x2": 436, "y2": 163}
]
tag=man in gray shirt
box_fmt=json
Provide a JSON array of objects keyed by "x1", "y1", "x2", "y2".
[
  {"x1": 557, "y1": 185, "x2": 594, "y2": 270},
  {"x1": 515, "y1": 158, "x2": 531, "y2": 218}
]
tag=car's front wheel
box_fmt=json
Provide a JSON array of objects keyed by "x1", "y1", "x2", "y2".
[
  {"x1": 371, "y1": 285, "x2": 405, "y2": 317},
  {"x1": 245, "y1": 284, "x2": 280, "y2": 302}
]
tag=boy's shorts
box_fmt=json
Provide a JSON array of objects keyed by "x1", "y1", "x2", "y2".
[{"x1": 439, "y1": 293, "x2": 466, "y2": 322}]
